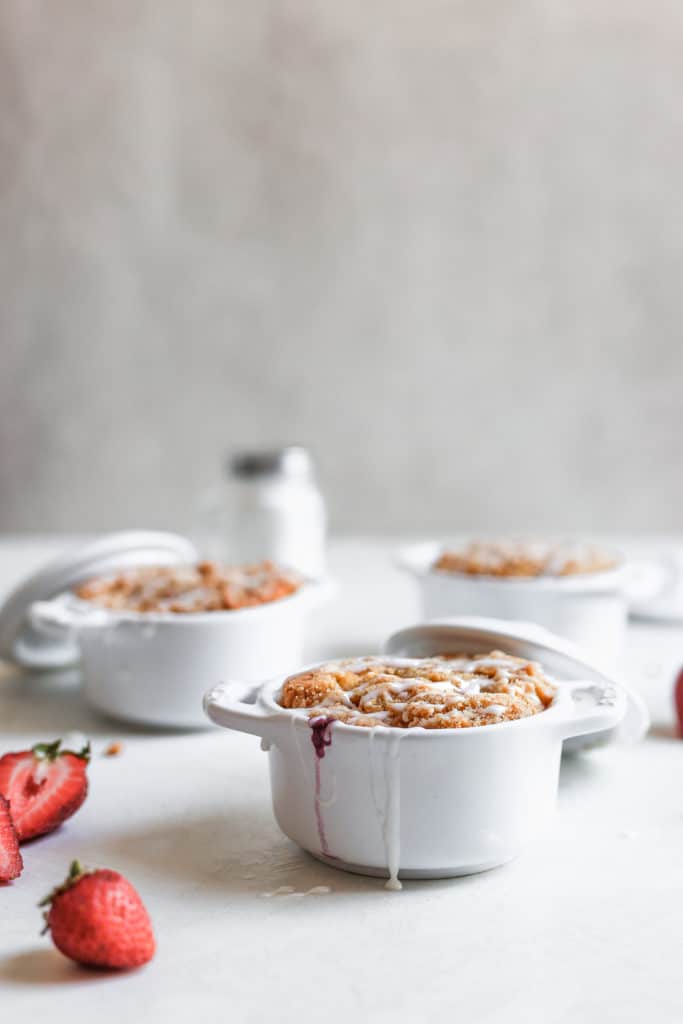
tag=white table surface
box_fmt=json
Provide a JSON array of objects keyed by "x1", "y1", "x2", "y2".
[{"x1": 0, "y1": 536, "x2": 681, "y2": 1023}]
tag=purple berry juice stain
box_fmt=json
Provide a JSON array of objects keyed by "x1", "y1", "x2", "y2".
[
  {"x1": 310, "y1": 716, "x2": 334, "y2": 759},
  {"x1": 309, "y1": 717, "x2": 335, "y2": 858}
]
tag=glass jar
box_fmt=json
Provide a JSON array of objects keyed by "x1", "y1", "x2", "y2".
[{"x1": 224, "y1": 447, "x2": 327, "y2": 578}]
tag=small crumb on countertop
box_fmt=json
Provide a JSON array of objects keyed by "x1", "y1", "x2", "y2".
[{"x1": 103, "y1": 742, "x2": 123, "y2": 757}]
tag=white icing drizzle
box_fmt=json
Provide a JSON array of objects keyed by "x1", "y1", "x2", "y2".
[
  {"x1": 484, "y1": 704, "x2": 507, "y2": 717},
  {"x1": 383, "y1": 732, "x2": 402, "y2": 891},
  {"x1": 288, "y1": 654, "x2": 552, "y2": 728},
  {"x1": 367, "y1": 728, "x2": 403, "y2": 891}
]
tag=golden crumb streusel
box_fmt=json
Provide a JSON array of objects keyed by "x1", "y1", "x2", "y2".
[
  {"x1": 433, "y1": 541, "x2": 617, "y2": 579},
  {"x1": 75, "y1": 560, "x2": 301, "y2": 613},
  {"x1": 279, "y1": 654, "x2": 556, "y2": 729}
]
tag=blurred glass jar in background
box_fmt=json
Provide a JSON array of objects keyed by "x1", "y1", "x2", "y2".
[{"x1": 224, "y1": 447, "x2": 327, "y2": 578}]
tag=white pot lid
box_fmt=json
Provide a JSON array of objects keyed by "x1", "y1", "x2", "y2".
[
  {"x1": 0, "y1": 531, "x2": 198, "y2": 670},
  {"x1": 385, "y1": 616, "x2": 649, "y2": 749}
]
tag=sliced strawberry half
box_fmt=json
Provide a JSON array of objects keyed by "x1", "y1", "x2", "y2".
[
  {"x1": 0, "y1": 739, "x2": 90, "y2": 842},
  {"x1": 0, "y1": 794, "x2": 23, "y2": 881}
]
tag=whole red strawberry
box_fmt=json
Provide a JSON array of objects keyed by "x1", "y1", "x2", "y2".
[
  {"x1": 41, "y1": 861, "x2": 155, "y2": 969},
  {"x1": 0, "y1": 794, "x2": 23, "y2": 882},
  {"x1": 675, "y1": 668, "x2": 683, "y2": 737},
  {"x1": 0, "y1": 738, "x2": 90, "y2": 841}
]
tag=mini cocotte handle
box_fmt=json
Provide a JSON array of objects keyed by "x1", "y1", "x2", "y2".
[
  {"x1": 30, "y1": 595, "x2": 110, "y2": 639},
  {"x1": 203, "y1": 680, "x2": 282, "y2": 740},
  {"x1": 557, "y1": 679, "x2": 628, "y2": 741}
]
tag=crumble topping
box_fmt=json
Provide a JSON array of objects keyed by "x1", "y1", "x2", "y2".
[
  {"x1": 433, "y1": 541, "x2": 617, "y2": 579},
  {"x1": 75, "y1": 560, "x2": 301, "y2": 613},
  {"x1": 279, "y1": 654, "x2": 556, "y2": 729}
]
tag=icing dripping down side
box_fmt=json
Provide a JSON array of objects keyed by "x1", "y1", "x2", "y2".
[
  {"x1": 383, "y1": 732, "x2": 402, "y2": 890},
  {"x1": 368, "y1": 728, "x2": 403, "y2": 891}
]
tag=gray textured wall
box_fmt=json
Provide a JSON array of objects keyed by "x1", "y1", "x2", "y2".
[{"x1": 1, "y1": 1, "x2": 682, "y2": 535}]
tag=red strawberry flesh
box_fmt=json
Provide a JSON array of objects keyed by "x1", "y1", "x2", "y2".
[
  {"x1": 0, "y1": 794, "x2": 23, "y2": 882},
  {"x1": 42, "y1": 862, "x2": 155, "y2": 969},
  {"x1": 0, "y1": 740, "x2": 89, "y2": 842}
]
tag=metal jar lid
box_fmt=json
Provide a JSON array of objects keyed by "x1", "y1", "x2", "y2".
[{"x1": 227, "y1": 446, "x2": 315, "y2": 481}]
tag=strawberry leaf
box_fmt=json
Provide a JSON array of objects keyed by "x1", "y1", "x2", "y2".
[
  {"x1": 39, "y1": 860, "x2": 91, "y2": 914},
  {"x1": 32, "y1": 739, "x2": 91, "y2": 763}
]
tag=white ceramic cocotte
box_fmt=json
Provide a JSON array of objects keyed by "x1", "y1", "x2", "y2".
[
  {"x1": 204, "y1": 619, "x2": 632, "y2": 886},
  {"x1": 32, "y1": 584, "x2": 333, "y2": 728},
  {"x1": 397, "y1": 542, "x2": 643, "y2": 663},
  {"x1": 0, "y1": 531, "x2": 334, "y2": 729}
]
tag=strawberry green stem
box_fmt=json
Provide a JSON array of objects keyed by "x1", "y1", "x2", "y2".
[
  {"x1": 39, "y1": 859, "x2": 91, "y2": 914},
  {"x1": 32, "y1": 739, "x2": 91, "y2": 763}
]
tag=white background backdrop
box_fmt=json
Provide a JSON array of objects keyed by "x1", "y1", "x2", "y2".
[{"x1": 2, "y1": 1, "x2": 682, "y2": 534}]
